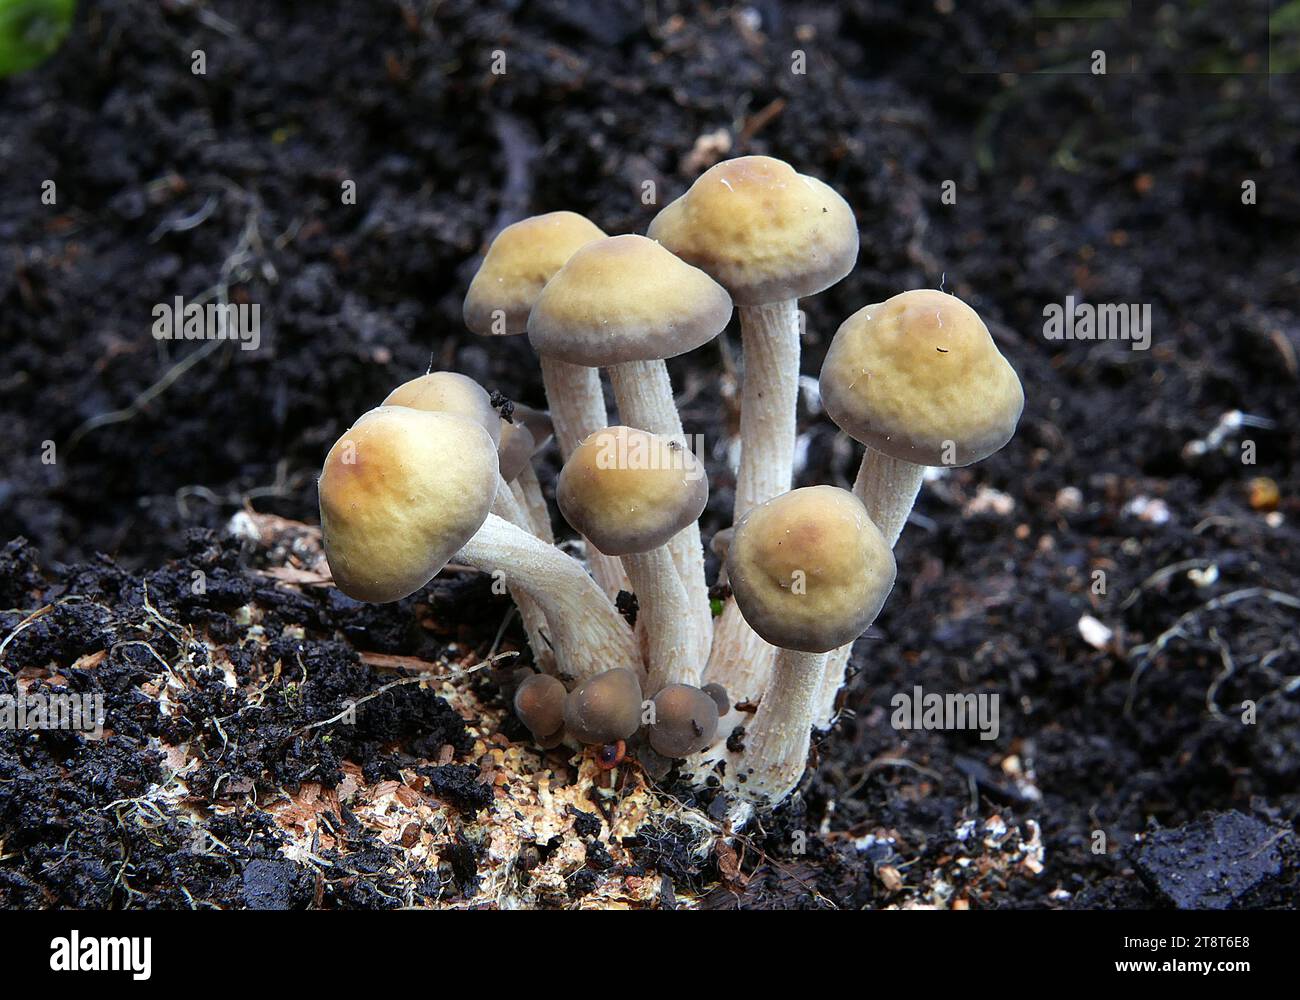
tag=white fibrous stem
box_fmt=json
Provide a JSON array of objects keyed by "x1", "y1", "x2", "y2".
[
  {"x1": 812, "y1": 448, "x2": 926, "y2": 728},
  {"x1": 607, "y1": 359, "x2": 712, "y2": 666},
  {"x1": 704, "y1": 600, "x2": 775, "y2": 704},
  {"x1": 458, "y1": 514, "x2": 640, "y2": 684},
  {"x1": 705, "y1": 300, "x2": 802, "y2": 704},
  {"x1": 622, "y1": 543, "x2": 699, "y2": 693},
  {"x1": 733, "y1": 648, "x2": 826, "y2": 804},
  {"x1": 491, "y1": 481, "x2": 556, "y2": 673},
  {"x1": 513, "y1": 465, "x2": 554, "y2": 543},
  {"x1": 538, "y1": 355, "x2": 628, "y2": 598},
  {"x1": 734, "y1": 300, "x2": 801, "y2": 519}
]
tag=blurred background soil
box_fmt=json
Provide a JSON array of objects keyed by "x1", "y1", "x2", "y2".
[{"x1": 0, "y1": 0, "x2": 1297, "y2": 907}]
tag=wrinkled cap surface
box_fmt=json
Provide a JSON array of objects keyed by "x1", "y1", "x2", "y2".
[
  {"x1": 464, "y1": 211, "x2": 607, "y2": 336},
  {"x1": 728, "y1": 485, "x2": 896, "y2": 652},
  {"x1": 819, "y1": 289, "x2": 1024, "y2": 467},
  {"x1": 557, "y1": 425, "x2": 708, "y2": 556},
  {"x1": 648, "y1": 155, "x2": 859, "y2": 306},
  {"x1": 527, "y1": 234, "x2": 732, "y2": 366},
  {"x1": 383, "y1": 371, "x2": 501, "y2": 446},
  {"x1": 513, "y1": 673, "x2": 567, "y2": 739},
  {"x1": 563, "y1": 667, "x2": 643, "y2": 745},
  {"x1": 648, "y1": 684, "x2": 719, "y2": 758},
  {"x1": 319, "y1": 407, "x2": 498, "y2": 603},
  {"x1": 497, "y1": 419, "x2": 536, "y2": 482}
]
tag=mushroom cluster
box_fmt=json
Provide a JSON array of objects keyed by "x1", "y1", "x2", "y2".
[{"x1": 316, "y1": 156, "x2": 1024, "y2": 811}]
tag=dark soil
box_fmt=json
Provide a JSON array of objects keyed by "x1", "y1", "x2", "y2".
[{"x1": 2, "y1": 0, "x2": 1298, "y2": 908}]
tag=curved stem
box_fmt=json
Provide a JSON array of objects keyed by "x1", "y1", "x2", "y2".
[
  {"x1": 459, "y1": 514, "x2": 641, "y2": 685},
  {"x1": 492, "y1": 480, "x2": 556, "y2": 673}
]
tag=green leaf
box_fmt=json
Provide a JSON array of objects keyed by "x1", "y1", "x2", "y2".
[{"x1": 0, "y1": 0, "x2": 76, "y2": 78}]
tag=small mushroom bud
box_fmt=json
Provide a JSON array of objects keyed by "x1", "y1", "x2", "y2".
[
  {"x1": 318, "y1": 407, "x2": 498, "y2": 603},
  {"x1": 383, "y1": 371, "x2": 501, "y2": 446},
  {"x1": 563, "y1": 667, "x2": 642, "y2": 745},
  {"x1": 513, "y1": 673, "x2": 567, "y2": 741},
  {"x1": 700, "y1": 682, "x2": 730, "y2": 716},
  {"x1": 728, "y1": 486, "x2": 896, "y2": 804},
  {"x1": 648, "y1": 684, "x2": 720, "y2": 758},
  {"x1": 497, "y1": 419, "x2": 537, "y2": 483},
  {"x1": 558, "y1": 426, "x2": 708, "y2": 693}
]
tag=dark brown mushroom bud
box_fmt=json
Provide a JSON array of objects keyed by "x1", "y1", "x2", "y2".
[
  {"x1": 701, "y1": 682, "x2": 731, "y2": 717},
  {"x1": 563, "y1": 667, "x2": 642, "y2": 745},
  {"x1": 648, "y1": 684, "x2": 720, "y2": 758},
  {"x1": 513, "y1": 673, "x2": 567, "y2": 741}
]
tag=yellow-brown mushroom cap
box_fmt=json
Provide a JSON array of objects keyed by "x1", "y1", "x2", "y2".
[
  {"x1": 527, "y1": 234, "x2": 732, "y2": 366},
  {"x1": 557, "y1": 426, "x2": 708, "y2": 556},
  {"x1": 497, "y1": 419, "x2": 536, "y2": 482},
  {"x1": 464, "y1": 212, "x2": 607, "y2": 336},
  {"x1": 819, "y1": 290, "x2": 1024, "y2": 467},
  {"x1": 318, "y1": 407, "x2": 498, "y2": 603},
  {"x1": 647, "y1": 155, "x2": 859, "y2": 306},
  {"x1": 383, "y1": 371, "x2": 501, "y2": 446},
  {"x1": 511, "y1": 403, "x2": 554, "y2": 453},
  {"x1": 728, "y1": 486, "x2": 896, "y2": 653}
]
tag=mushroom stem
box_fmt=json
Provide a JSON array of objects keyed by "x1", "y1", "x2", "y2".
[
  {"x1": 607, "y1": 359, "x2": 712, "y2": 665},
  {"x1": 537, "y1": 355, "x2": 628, "y2": 598},
  {"x1": 812, "y1": 449, "x2": 925, "y2": 727},
  {"x1": 514, "y1": 465, "x2": 554, "y2": 543},
  {"x1": 492, "y1": 481, "x2": 557, "y2": 673},
  {"x1": 703, "y1": 601, "x2": 776, "y2": 704},
  {"x1": 622, "y1": 543, "x2": 699, "y2": 693},
  {"x1": 850, "y1": 447, "x2": 926, "y2": 548},
  {"x1": 458, "y1": 513, "x2": 641, "y2": 684},
  {"x1": 733, "y1": 300, "x2": 801, "y2": 519},
  {"x1": 734, "y1": 648, "x2": 826, "y2": 804}
]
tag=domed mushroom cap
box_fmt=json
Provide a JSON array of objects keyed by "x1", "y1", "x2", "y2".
[
  {"x1": 648, "y1": 684, "x2": 719, "y2": 758},
  {"x1": 497, "y1": 419, "x2": 536, "y2": 482},
  {"x1": 464, "y1": 211, "x2": 607, "y2": 336},
  {"x1": 557, "y1": 426, "x2": 708, "y2": 556},
  {"x1": 527, "y1": 234, "x2": 732, "y2": 367},
  {"x1": 648, "y1": 155, "x2": 859, "y2": 306},
  {"x1": 819, "y1": 290, "x2": 1024, "y2": 467},
  {"x1": 513, "y1": 673, "x2": 567, "y2": 740},
  {"x1": 319, "y1": 407, "x2": 498, "y2": 603},
  {"x1": 728, "y1": 486, "x2": 896, "y2": 652},
  {"x1": 563, "y1": 667, "x2": 643, "y2": 745},
  {"x1": 383, "y1": 371, "x2": 501, "y2": 446}
]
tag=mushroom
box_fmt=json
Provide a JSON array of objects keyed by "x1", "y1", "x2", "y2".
[
  {"x1": 558, "y1": 426, "x2": 708, "y2": 693},
  {"x1": 384, "y1": 372, "x2": 554, "y2": 666},
  {"x1": 726, "y1": 485, "x2": 896, "y2": 804},
  {"x1": 318, "y1": 406, "x2": 499, "y2": 603},
  {"x1": 649, "y1": 155, "x2": 858, "y2": 516},
  {"x1": 647, "y1": 683, "x2": 719, "y2": 759},
  {"x1": 563, "y1": 667, "x2": 643, "y2": 745},
  {"x1": 650, "y1": 156, "x2": 859, "y2": 706},
  {"x1": 529, "y1": 234, "x2": 732, "y2": 663},
  {"x1": 513, "y1": 672, "x2": 567, "y2": 744},
  {"x1": 814, "y1": 289, "x2": 1023, "y2": 725},
  {"x1": 463, "y1": 211, "x2": 626, "y2": 597},
  {"x1": 497, "y1": 418, "x2": 536, "y2": 484}
]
